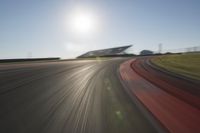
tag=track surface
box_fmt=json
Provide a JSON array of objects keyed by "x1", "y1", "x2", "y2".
[
  {"x1": 120, "y1": 57, "x2": 200, "y2": 133},
  {"x1": 0, "y1": 59, "x2": 158, "y2": 133}
]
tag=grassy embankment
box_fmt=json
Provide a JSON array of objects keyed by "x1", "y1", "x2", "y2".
[{"x1": 151, "y1": 53, "x2": 200, "y2": 80}]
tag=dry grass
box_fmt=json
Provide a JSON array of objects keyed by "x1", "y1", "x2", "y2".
[{"x1": 152, "y1": 53, "x2": 200, "y2": 80}]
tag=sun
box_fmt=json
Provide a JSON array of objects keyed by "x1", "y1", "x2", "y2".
[
  {"x1": 72, "y1": 13, "x2": 94, "y2": 33},
  {"x1": 69, "y1": 10, "x2": 97, "y2": 35}
]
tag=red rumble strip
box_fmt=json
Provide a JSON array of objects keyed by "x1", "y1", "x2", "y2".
[{"x1": 119, "y1": 59, "x2": 200, "y2": 133}]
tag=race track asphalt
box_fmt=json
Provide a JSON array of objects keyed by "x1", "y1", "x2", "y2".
[{"x1": 0, "y1": 58, "x2": 158, "y2": 133}]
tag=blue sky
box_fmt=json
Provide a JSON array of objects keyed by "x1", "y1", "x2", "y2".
[{"x1": 0, "y1": 0, "x2": 200, "y2": 59}]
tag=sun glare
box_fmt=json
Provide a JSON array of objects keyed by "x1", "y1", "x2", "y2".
[{"x1": 68, "y1": 9, "x2": 97, "y2": 35}]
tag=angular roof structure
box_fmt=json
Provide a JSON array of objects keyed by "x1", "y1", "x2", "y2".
[{"x1": 77, "y1": 45, "x2": 132, "y2": 58}]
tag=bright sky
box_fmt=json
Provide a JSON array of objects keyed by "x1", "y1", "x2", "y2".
[{"x1": 0, "y1": 0, "x2": 200, "y2": 59}]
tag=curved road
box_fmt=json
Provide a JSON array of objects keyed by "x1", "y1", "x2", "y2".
[
  {"x1": 131, "y1": 57, "x2": 200, "y2": 108},
  {"x1": 0, "y1": 59, "x2": 158, "y2": 133},
  {"x1": 120, "y1": 57, "x2": 200, "y2": 133}
]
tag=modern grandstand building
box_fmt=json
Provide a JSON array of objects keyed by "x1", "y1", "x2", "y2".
[{"x1": 77, "y1": 45, "x2": 132, "y2": 58}]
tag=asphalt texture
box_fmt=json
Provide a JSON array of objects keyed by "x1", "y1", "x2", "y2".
[{"x1": 0, "y1": 58, "x2": 158, "y2": 133}]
